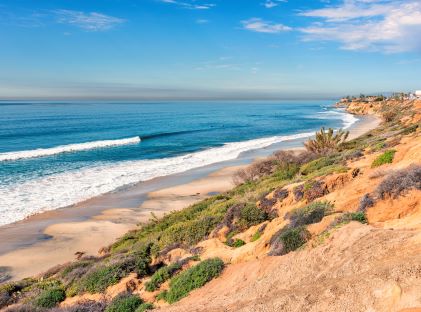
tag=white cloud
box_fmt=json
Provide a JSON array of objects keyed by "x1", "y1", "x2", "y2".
[
  {"x1": 299, "y1": 0, "x2": 421, "y2": 52},
  {"x1": 242, "y1": 18, "x2": 292, "y2": 33},
  {"x1": 54, "y1": 10, "x2": 125, "y2": 31},
  {"x1": 262, "y1": 0, "x2": 287, "y2": 9},
  {"x1": 160, "y1": 0, "x2": 215, "y2": 10}
]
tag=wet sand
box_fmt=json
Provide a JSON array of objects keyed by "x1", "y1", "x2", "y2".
[{"x1": 0, "y1": 114, "x2": 381, "y2": 282}]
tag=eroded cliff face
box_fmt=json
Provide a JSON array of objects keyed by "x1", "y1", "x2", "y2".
[{"x1": 153, "y1": 100, "x2": 421, "y2": 312}]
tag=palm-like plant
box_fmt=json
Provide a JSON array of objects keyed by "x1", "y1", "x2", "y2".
[{"x1": 304, "y1": 127, "x2": 349, "y2": 155}]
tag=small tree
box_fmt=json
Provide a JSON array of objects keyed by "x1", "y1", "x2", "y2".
[{"x1": 304, "y1": 127, "x2": 349, "y2": 155}]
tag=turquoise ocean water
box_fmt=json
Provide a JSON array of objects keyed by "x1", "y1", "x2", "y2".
[{"x1": 0, "y1": 101, "x2": 357, "y2": 225}]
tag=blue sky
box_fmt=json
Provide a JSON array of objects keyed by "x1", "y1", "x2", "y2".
[{"x1": 1, "y1": 0, "x2": 421, "y2": 100}]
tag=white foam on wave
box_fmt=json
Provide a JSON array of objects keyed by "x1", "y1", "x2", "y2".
[
  {"x1": 0, "y1": 137, "x2": 141, "y2": 162},
  {"x1": 0, "y1": 132, "x2": 314, "y2": 226},
  {"x1": 314, "y1": 109, "x2": 359, "y2": 129}
]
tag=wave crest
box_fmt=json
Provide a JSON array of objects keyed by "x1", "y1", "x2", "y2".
[
  {"x1": 0, "y1": 137, "x2": 141, "y2": 162},
  {"x1": 0, "y1": 132, "x2": 313, "y2": 226}
]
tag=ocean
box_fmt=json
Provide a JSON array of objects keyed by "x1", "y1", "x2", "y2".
[{"x1": 0, "y1": 101, "x2": 357, "y2": 226}]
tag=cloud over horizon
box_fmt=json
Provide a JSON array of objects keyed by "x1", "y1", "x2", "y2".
[{"x1": 298, "y1": 0, "x2": 421, "y2": 53}]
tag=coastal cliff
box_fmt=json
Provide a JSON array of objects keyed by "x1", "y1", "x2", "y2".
[{"x1": 1, "y1": 99, "x2": 420, "y2": 312}]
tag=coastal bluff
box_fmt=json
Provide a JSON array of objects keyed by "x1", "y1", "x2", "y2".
[{"x1": 1, "y1": 98, "x2": 420, "y2": 312}]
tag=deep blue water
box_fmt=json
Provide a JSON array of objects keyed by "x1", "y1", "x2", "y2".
[{"x1": 0, "y1": 101, "x2": 356, "y2": 225}]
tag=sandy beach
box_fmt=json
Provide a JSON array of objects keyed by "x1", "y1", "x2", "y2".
[{"x1": 0, "y1": 114, "x2": 381, "y2": 282}]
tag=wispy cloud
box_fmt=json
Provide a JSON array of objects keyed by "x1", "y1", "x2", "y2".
[
  {"x1": 262, "y1": 0, "x2": 287, "y2": 9},
  {"x1": 298, "y1": 0, "x2": 421, "y2": 53},
  {"x1": 54, "y1": 10, "x2": 125, "y2": 31},
  {"x1": 160, "y1": 0, "x2": 215, "y2": 10},
  {"x1": 242, "y1": 18, "x2": 292, "y2": 33}
]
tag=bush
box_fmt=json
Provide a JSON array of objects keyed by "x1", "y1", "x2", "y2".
[
  {"x1": 382, "y1": 110, "x2": 398, "y2": 122},
  {"x1": 329, "y1": 212, "x2": 367, "y2": 229},
  {"x1": 227, "y1": 239, "x2": 246, "y2": 248},
  {"x1": 251, "y1": 231, "x2": 261, "y2": 242},
  {"x1": 376, "y1": 165, "x2": 421, "y2": 199},
  {"x1": 105, "y1": 294, "x2": 143, "y2": 312},
  {"x1": 293, "y1": 185, "x2": 304, "y2": 201},
  {"x1": 135, "y1": 303, "x2": 154, "y2": 312},
  {"x1": 371, "y1": 150, "x2": 396, "y2": 168},
  {"x1": 159, "y1": 215, "x2": 221, "y2": 248},
  {"x1": 273, "y1": 163, "x2": 300, "y2": 181},
  {"x1": 303, "y1": 180, "x2": 327, "y2": 201},
  {"x1": 233, "y1": 158, "x2": 277, "y2": 184},
  {"x1": 35, "y1": 287, "x2": 66, "y2": 308},
  {"x1": 304, "y1": 128, "x2": 349, "y2": 155},
  {"x1": 0, "y1": 279, "x2": 36, "y2": 309},
  {"x1": 358, "y1": 194, "x2": 375, "y2": 212},
  {"x1": 4, "y1": 305, "x2": 45, "y2": 312},
  {"x1": 300, "y1": 156, "x2": 336, "y2": 176},
  {"x1": 145, "y1": 263, "x2": 182, "y2": 292},
  {"x1": 274, "y1": 150, "x2": 317, "y2": 166},
  {"x1": 162, "y1": 258, "x2": 224, "y2": 303},
  {"x1": 238, "y1": 204, "x2": 268, "y2": 229},
  {"x1": 286, "y1": 201, "x2": 333, "y2": 227},
  {"x1": 400, "y1": 124, "x2": 418, "y2": 135},
  {"x1": 80, "y1": 263, "x2": 132, "y2": 294},
  {"x1": 269, "y1": 226, "x2": 311, "y2": 256},
  {"x1": 50, "y1": 300, "x2": 107, "y2": 312}
]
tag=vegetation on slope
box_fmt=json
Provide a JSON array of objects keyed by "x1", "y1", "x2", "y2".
[{"x1": 1, "y1": 98, "x2": 418, "y2": 311}]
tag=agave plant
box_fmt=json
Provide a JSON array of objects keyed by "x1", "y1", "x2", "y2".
[{"x1": 304, "y1": 127, "x2": 349, "y2": 155}]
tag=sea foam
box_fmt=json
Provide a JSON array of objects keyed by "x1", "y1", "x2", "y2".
[
  {"x1": 0, "y1": 132, "x2": 313, "y2": 226},
  {"x1": 315, "y1": 109, "x2": 358, "y2": 129},
  {"x1": 0, "y1": 136, "x2": 141, "y2": 162}
]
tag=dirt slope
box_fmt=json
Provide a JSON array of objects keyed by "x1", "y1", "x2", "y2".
[{"x1": 157, "y1": 222, "x2": 421, "y2": 312}]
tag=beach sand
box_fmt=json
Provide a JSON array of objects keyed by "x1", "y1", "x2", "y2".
[
  {"x1": 0, "y1": 166, "x2": 242, "y2": 281},
  {"x1": 0, "y1": 114, "x2": 381, "y2": 282}
]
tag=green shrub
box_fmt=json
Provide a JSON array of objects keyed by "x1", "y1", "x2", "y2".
[
  {"x1": 238, "y1": 204, "x2": 268, "y2": 229},
  {"x1": 158, "y1": 215, "x2": 221, "y2": 248},
  {"x1": 273, "y1": 163, "x2": 300, "y2": 181},
  {"x1": 251, "y1": 231, "x2": 261, "y2": 242},
  {"x1": 226, "y1": 239, "x2": 246, "y2": 248},
  {"x1": 303, "y1": 180, "x2": 327, "y2": 201},
  {"x1": 156, "y1": 290, "x2": 167, "y2": 301},
  {"x1": 269, "y1": 226, "x2": 311, "y2": 256},
  {"x1": 145, "y1": 263, "x2": 182, "y2": 292},
  {"x1": 286, "y1": 201, "x2": 333, "y2": 227},
  {"x1": 80, "y1": 264, "x2": 124, "y2": 294},
  {"x1": 111, "y1": 196, "x2": 228, "y2": 254},
  {"x1": 135, "y1": 303, "x2": 154, "y2": 312},
  {"x1": 300, "y1": 156, "x2": 336, "y2": 176},
  {"x1": 34, "y1": 287, "x2": 65, "y2": 308},
  {"x1": 329, "y1": 212, "x2": 368, "y2": 229},
  {"x1": 162, "y1": 258, "x2": 224, "y2": 303},
  {"x1": 371, "y1": 150, "x2": 396, "y2": 168},
  {"x1": 348, "y1": 212, "x2": 367, "y2": 223},
  {"x1": 371, "y1": 141, "x2": 386, "y2": 152},
  {"x1": 105, "y1": 293, "x2": 143, "y2": 312},
  {"x1": 304, "y1": 128, "x2": 349, "y2": 155}
]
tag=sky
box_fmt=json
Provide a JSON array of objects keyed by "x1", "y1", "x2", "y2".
[{"x1": 0, "y1": 0, "x2": 421, "y2": 100}]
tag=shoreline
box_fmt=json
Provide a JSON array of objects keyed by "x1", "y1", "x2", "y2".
[{"x1": 0, "y1": 114, "x2": 381, "y2": 282}]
